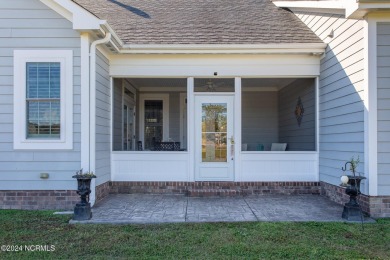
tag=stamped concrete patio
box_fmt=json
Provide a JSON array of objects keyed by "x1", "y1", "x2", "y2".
[{"x1": 70, "y1": 194, "x2": 361, "y2": 224}]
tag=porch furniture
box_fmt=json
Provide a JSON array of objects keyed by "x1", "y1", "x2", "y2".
[
  {"x1": 271, "y1": 143, "x2": 287, "y2": 151},
  {"x1": 154, "y1": 141, "x2": 181, "y2": 151}
]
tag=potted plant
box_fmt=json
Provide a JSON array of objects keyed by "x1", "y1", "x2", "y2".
[
  {"x1": 72, "y1": 169, "x2": 96, "y2": 220},
  {"x1": 340, "y1": 156, "x2": 366, "y2": 221}
]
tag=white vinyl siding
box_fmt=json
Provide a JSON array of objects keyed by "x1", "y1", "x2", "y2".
[
  {"x1": 95, "y1": 50, "x2": 111, "y2": 185},
  {"x1": 295, "y1": 12, "x2": 365, "y2": 188},
  {"x1": 377, "y1": 22, "x2": 390, "y2": 195},
  {"x1": 0, "y1": 0, "x2": 81, "y2": 190}
]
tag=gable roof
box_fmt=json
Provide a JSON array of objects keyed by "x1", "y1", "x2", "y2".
[{"x1": 72, "y1": 0, "x2": 322, "y2": 45}]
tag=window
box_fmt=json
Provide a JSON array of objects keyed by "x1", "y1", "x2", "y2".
[
  {"x1": 139, "y1": 94, "x2": 169, "y2": 150},
  {"x1": 14, "y1": 50, "x2": 73, "y2": 150}
]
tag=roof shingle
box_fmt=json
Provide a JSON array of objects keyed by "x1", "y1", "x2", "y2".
[{"x1": 73, "y1": 0, "x2": 323, "y2": 45}]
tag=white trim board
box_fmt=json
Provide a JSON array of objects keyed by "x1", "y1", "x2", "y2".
[{"x1": 13, "y1": 50, "x2": 73, "y2": 150}]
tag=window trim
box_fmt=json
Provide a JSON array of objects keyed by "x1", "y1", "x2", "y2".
[
  {"x1": 13, "y1": 50, "x2": 73, "y2": 150},
  {"x1": 139, "y1": 94, "x2": 169, "y2": 149}
]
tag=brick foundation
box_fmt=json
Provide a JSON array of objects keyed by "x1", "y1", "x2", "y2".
[
  {"x1": 109, "y1": 181, "x2": 321, "y2": 196},
  {"x1": 0, "y1": 190, "x2": 79, "y2": 210},
  {"x1": 95, "y1": 181, "x2": 110, "y2": 203},
  {"x1": 320, "y1": 181, "x2": 390, "y2": 218}
]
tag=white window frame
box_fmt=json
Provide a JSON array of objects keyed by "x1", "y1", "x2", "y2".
[
  {"x1": 13, "y1": 50, "x2": 73, "y2": 150},
  {"x1": 139, "y1": 94, "x2": 169, "y2": 149}
]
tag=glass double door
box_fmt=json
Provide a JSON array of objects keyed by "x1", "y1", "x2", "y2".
[{"x1": 195, "y1": 95, "x2": 234, "y2": 181}]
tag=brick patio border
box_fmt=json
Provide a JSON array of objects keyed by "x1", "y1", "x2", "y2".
[{"x1": 320, "y1": 181, "x2": 390, "y2": 218}]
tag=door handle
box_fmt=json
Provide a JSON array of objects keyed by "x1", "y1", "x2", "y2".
[{"x1": 230, "y1": 135, "x2": 234, "y2": 160}]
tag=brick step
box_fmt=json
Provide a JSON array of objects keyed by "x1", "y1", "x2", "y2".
[{"x1": 109, "y1": 181, "x2": 321, "y2": 197}]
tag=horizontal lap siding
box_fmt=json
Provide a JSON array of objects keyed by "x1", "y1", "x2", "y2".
[
  {"x1": 279, "y1": 78, "x2": 316, "y2": 151},
  {"x1": 296, "y1": 12, "x2": 365, "y2": 189},
  {"x1": 377, "y1": 23, "x2": 390, "y2": 195},
  {"x1": 0, "y1": 0, "x2": 81, "y2": 190},
  {"x1": 95, "y1": 50, "x2": 111, "y2": 185}
]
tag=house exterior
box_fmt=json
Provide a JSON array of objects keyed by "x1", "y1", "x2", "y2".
[{"x1": 0, "y1": 0, "x2": 389, "y2": 218}]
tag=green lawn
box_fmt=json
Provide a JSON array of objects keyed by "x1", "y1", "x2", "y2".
[{"x1": 0, "y1": 210, "x2": 389, "y2": 259}]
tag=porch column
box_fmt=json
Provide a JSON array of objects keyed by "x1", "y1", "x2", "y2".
[
  {"x1": 234, "y1": 77, "x2": 242, "y2": 182},
  {"x1": 187, "y1": 77, "x2": 195, "y2": 182}
]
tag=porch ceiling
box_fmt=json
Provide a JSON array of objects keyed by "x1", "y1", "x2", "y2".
[{"x1": 124, "y1": 77, "x2": 301, "y2": 91}]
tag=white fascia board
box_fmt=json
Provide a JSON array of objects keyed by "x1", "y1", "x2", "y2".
[
  {"x1": 346, "y1": 2, "x2": 390, "y2": 18},
  {"x1": 119, "y1": 43, "x2": 327, "y2": 54},
  {"x1": 40, "y1": 0, "x2": 104, "y2": 30},
  {"x1": 273, "y1": 1, "x2": 345, "y2": 10}
]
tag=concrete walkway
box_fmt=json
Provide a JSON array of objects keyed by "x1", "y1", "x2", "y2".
[{"x1": 70, "y1": 194, "x2": 357, "y2": 224}]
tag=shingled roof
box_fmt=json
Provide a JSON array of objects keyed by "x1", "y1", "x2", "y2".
[{"x1": 73, "y1": 0, "x2": 322, "y2": 45}]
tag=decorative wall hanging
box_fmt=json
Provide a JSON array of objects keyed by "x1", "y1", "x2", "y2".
[{"x1": 294, "y1": 96, "x2": 304, "y2": 126}]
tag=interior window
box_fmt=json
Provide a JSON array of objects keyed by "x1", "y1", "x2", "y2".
[{"x1": 144, "y1": 100, "x2": 163, "y2": 150}]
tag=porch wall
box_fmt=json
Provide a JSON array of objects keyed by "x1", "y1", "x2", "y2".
[
  {"x1": 112, "y1": 79, "x2": 122, "y2": 151},
  {"x1": 241, "y1": 91, "x2": 278, "y2": 151},
  {"x1": 0, "y1": 0, "x2": 81, "y2": 191},
  {"x1": 112, "y1": 152, "x2": 189, "y2": 181},
  {"x1": 279, "y1": 78, "x2": 316, "y2": 151},
  {"x1": 377, "y1": 22, "x2": 390, "y2": 196},
  {"x1": 294, "y1": 12, "x2": 366, "y2": 191},
  {"x1": 240, "y1": 152, "x2": 318, "y2": 181}
]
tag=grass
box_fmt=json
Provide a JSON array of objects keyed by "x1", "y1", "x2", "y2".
[{"x1": 0, "y1": 210, "x2": 389, "y2": 259}]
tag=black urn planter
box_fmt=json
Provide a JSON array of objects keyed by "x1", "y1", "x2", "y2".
[
  {"x1": 342, "y1": 175, "x2": 366, "y2": 221},
  {"x1": 72, "y1": 175, "x2": 96, "y2": 221}
]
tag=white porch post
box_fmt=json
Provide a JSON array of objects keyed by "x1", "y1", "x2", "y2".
[
  {"x1": 187, "y1": 77, "x2": 195, "y2": 182},
  {"x1": 234, "y1": 77, "x2": 242, "y2": 182},
  {"x1": 315, "y1": 76, "x2": 320, "y2": 181},
  {"x1": 80, "y1": 33, "x2": 90, "y2": 172},
  {"x1": 364, "y1": 16, "x2": 378, "y2": 196}
]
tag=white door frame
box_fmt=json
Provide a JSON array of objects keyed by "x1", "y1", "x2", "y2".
[{"x1": 194, "y1": 93, "x2": 235, "y2": 181}]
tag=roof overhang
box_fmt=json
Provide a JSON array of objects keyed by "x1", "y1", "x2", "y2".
[
  {"x1": 346, "y1": 0, "x2": 390, "y2": 18},
  {"x1": 273, "y1": 0, "x2": 390, "y2": 19},
  {"x1": 40, "y1": 0, "x2": 124, "y2": 51},
  {"x1": 40, "y1": 0, "x2": 106, "y2": 30},
  {"x1": 118, "y1": 43, "x2": 327, "y2": 55}
]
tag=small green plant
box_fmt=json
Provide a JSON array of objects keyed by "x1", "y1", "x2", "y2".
[
  {"x1": 73, "y1": 168, "x2": 96, "y2": 178},
  {"x1": 349, "y1": 156, "x2": 360, "y2": 174}
]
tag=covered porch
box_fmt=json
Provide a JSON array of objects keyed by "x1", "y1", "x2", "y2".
[{"x1": 109, "y1": 59, "x2": 319, "y2": 183}]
